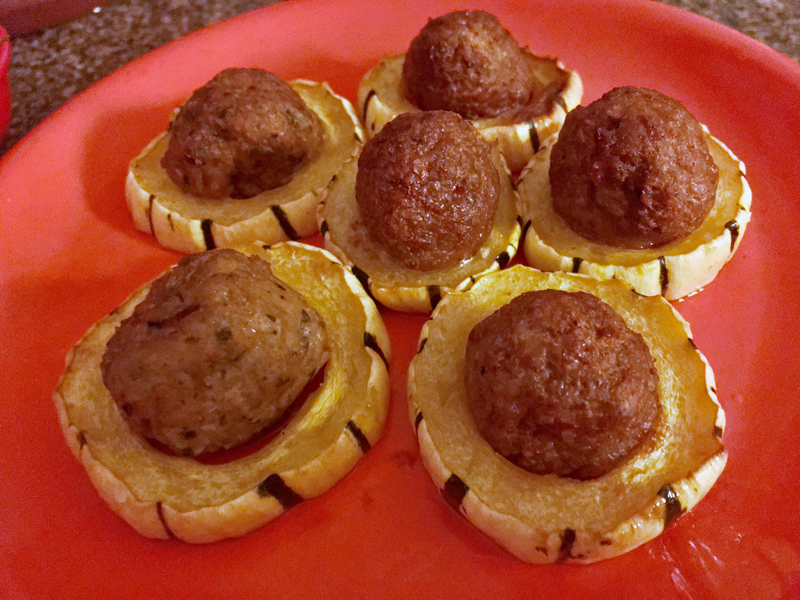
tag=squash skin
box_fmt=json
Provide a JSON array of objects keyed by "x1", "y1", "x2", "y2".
[
  {"x1": 317, "y1": 144, "x2": 521, "y2": 313},
  {"x1": 407, "y1": 266, "x2": 726, "y2": 563},
  {"x1": 516, "y1": 129, "x2": 751, "y2": 300},
  {"x1": 357, "y1": 54, "x2": 582, "y2": 173},
  {"x1": 126, "y1": 80, "x2": 364, "y2": 254},
  {"x1": 53, "y1": 242, "x2": 390, "y2": 543}
]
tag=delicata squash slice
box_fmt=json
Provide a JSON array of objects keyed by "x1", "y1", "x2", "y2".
[
  {"x1": 318, "y1": 143, "x2": 521, "y2": 313},
  {"x1": 517, "y1": 130, "x2": 752, "y2": 301},
  {"x1": 125, "y1": 79, "x2": 364, "y2": 253},
  {"x1": 53, "y1": 242, "x2": 390, "y2": 543},
  {"x1": 357, "y1": 53, "x2": 582, "y2": 174},
  {"x1": 408, "y1": 266, "x2": 727, "y2": 563}
]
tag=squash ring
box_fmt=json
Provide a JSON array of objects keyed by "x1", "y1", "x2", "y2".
[
  {"x1": 53, "y1": 242, "x2": 391, "y2": 543},
  {"x1": 357, "y1": 53, "x2": 582, "y2": 172},
  {"x1": 125, "y1": 81, "x2": 364, "y2": 253},
  {"x1": 317, "y1": 145, "x2": 521, "y2": 313},
  {"x1": 516, "y1": 129, "x2": 752, "y2": 300},
  {"x1": 407, "y1": 266, "x2": 726, "y2": 563}
]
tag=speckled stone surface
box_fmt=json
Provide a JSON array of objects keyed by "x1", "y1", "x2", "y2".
[{"x1": 1, "y1": 0, "x2": 798, "y2": 155}]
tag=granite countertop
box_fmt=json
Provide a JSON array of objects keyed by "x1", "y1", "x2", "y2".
[{"x1": 1, "y1": 0, "x2": 798, "y2": 156}]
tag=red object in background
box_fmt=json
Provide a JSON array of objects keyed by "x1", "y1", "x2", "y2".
[
  {"x1": 0, "y1": 25, "x2": 10, "y2": 139},
  {"x1": 0, "y1": 0, "x2": 105, "y2": 35}
]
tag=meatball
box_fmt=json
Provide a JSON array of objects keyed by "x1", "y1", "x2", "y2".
[
  {"x1": 355, "y1": 110, "x2": 500, "y2": 271},
  {"x1": 161, "y1": 68, "x2": 325, "y2": 199},
  {"x1": 402, "y1": 11, "x2": 536, "y2": 119},
  {"x1": 549, "y1": 87, "x2": 719, "y2": 249},
  {"x1": 464, "y1": 289, "x2": 659, "y2": 480},
  {"x1": 101, "y1": 249, "x2": 329, "y2": 456}
]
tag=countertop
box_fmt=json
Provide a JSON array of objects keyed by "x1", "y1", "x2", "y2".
[{"x1": 1, "y1": 0, "x2": 798, "y2": 155}]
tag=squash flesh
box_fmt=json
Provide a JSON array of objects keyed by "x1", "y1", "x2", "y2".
[
  {"x1": 53, "y1": 242, "x2": 390, "y2": 540},
  {"x1": 517, "y1": 130, "x2": 751, "y2": 299},
  {"x1": 408, "y1": 266, "x2": 726, "y2": 562}
]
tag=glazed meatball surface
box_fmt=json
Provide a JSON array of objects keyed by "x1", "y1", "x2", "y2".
[
  {"x1": 161, "y1": 68, "x2": 324, "y2": 199},
  {"x1": 402, "y1": 11, "x2": 536, "y2": 119},
  {"x1": 464, "y1": 289, "x2": 659, "y2": 480},
  {"x1": 549, "y1": 87, "x2": 718, "y2": 249},
  {"x1": 355, "y1": 110, "x2": 500, "y2": 271},
  {"x1": 102, "y1": 249, "x2": 329, "y2": 456}
]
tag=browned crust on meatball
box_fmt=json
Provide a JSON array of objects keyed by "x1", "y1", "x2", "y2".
[
  {"x1": 402, "y1": 11, "x2": 538, "y2": 120},
  {"x1": 355, "y1": 110, "x2": 500, "y2": 271},
  {"x1": 549, "y1": 87, "x2": 719, "y2": 249},
  {"x1": 101, "y1": 249, "x2": 329, "y2": 456},
  {"x1": 161, "y1": 68, "x2": 325, "y2": 200},
  {"x1": 464, "y1": 289, "x2": 659, "y2": 480}
]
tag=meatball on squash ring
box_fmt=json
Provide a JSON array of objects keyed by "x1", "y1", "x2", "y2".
[
  {"x1": 126, "y1": 80, "x2": 364, "y2": 253},
  {"x1": 408, "y1": 266, "x2": 726, "y2": 563},
  {"x1": 517, "y1": 129, "x2": 751, "y2": 300},
  {"x1": 53, "y1": 242, "x2": 390, "y2": 543},
  {"x1": 357, "y1": 53, "x2": 582, "y2": 173},
  {"x1": 317, "y1": 141, "x2": 521, "y2": 313}
]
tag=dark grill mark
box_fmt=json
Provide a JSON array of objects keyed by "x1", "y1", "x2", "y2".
[
  {"x1": 351, "y1": 266, "x2": 377, "y2": 303},
  {"x1": 147, "y1": 194, "x2": 155, "y2": 234},
  {"x1": 428, "y1": 285, "x2": 442, "y2": 310},
  {"x1": 571, "y1": 257, "x2": 583, "y2": 273},
  {"x1": 658, "y1": 484, "x2": 685, "y2": 528},
  {"x1": 558, "y1": 528, "x2": 576, "y2": 562},
  {"x1": 346, "y1": 420, "x2": 372, "y2": 454},
  {"x1": 363, "y1": 331, "x2": 388, "y2": 365},
  {"x1": 156, "y1": 502, "x2": 177, "y2": 540},
  {"x1": 257, "y1": 474, "x2": 304, "y2": 509},
  {"x1": 529, "y1": 123, "x2": 541, "y2": 155},
  {"x1": 271, "y1": 205, "x2": 299, "y2": 240},
  {"x1": 363, "y1": 90, "x2": 377, "y2": 123},
  {"x1": 659, "y1": 256, "x2": 669, "y2": 295},
  {"x1": 725, "y1": 220, "x2": 740, "y2": 252},
  {"x1": 521, "y1": 218, "x2": 532, "y2": 240},
  {"x1": 442, "y1": 473, "x2": 469, "y2": 511},
  {"x1": 496, "y1": 251, "x2": 511, "y2": 269},
  {"x1": 201, "y1": 219, "x2": 216, "y2": 250}
]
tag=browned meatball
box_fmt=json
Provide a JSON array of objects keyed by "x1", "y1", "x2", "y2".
[
  {"x1": 464, "y1": 289, "x2": 659, "y2": 480},
  {"x1": 161, "y1": 68, "x2": 324, "y2": 199},
  {"x1": 549, "y1": 87, "x2": 718, "y2": 249},
  {"x1": 402, "y1": 11, "x2": 536, "y2": 119},
  {"x1": 355, "y1": 110, "x2": 500, "y2": 271},
  {"x1": 101, "y1": 249, "x2": 329, "y2": 456}
]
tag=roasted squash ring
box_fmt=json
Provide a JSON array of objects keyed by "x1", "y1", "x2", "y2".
[
  {"x1": 408, "y1": 266, "x2": 726, "y2": 563},
  {"x1": 125, "y1": 81, "x2": 364, "y2": 253},
  {"x1": 53, "y1": 242, "x2": 390, "y2": 543},
  {"x1": 357, "y1": 54, "x2": 582, "y2": 172},
  {"x1": 516, "y1": 129, "x2": 751, "y2": 300},
  {"x1": 317, "y1": 145, "x2": 521, "y2": 313}
]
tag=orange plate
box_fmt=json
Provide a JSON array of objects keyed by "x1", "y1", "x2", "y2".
[{"x1": 1, "y1": 1, "x2": 799, "y2": 598}]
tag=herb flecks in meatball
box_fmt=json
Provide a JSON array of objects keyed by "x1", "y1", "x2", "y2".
[
  {"x1": 355, "y1": 110, "x2": 500, "y2": 271},
  {"x1": 549, "y1": 87, "x2": 718, "y2": 249},
  {"x1": 464, "y1": 289, "x2": 659, "y2": 480},
  {"x1": 101, "y1": 249, "x2": 329, "y2": 456},
  {"x1": 161, "y1": 68, "x2": 325, "y2": 199},
  {"x1": 402, "y1": 11, "x2": 537, "y2": 119}
]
